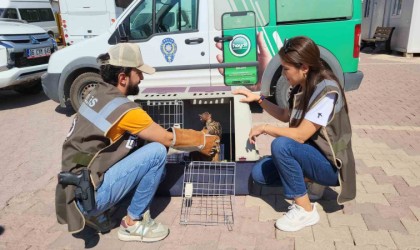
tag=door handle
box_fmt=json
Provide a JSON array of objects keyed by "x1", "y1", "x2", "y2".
[
  {"x1": 185, "y1": 37, "x2": 204, "y2": 44},
  {"x1": 214, "y1": 36, "x2": 233, "y2": 42}
]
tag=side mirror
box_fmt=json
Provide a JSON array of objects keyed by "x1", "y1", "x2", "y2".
[
  {"x1": 159, "y1": 0, "x2": 173, "y2": 4},
  {"x1": 108, "y1": 22, "x2": 129, "y2": 45},
  {"x1": 115, "y1": 0, "x2": 133, "y2": 8},
  {"x1": 118, "y1": 23, "x2": 129, "y2": 42}
]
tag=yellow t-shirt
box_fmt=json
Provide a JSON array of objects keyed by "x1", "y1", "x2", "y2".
[{"x1": 106, "y1": 108, "x2": 153, "y2": 142}]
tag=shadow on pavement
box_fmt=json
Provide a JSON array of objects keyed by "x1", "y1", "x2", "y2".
[
  {"x1": 0, "y1": 225, "x2": 4, "y2": 235},
  {"x1": 111, "y1": 190, "x2": 172, "y2": 221},
  {"x1": 316, "y1": 187, "x2": 343, "y2": 213},
  {"x1": 55, "y1": 104, "x2": 75, "y2": 117},
  {"x1": 0, "y1": 90, "x2": 49, "y2": 111},
  {"x1": 249, "y1": 181, "x2": 343, "y2": 214},
  {"x1": 72, "y1": 227, "x2": 100, "y2": 249},
  {"x1": 69, "y1": 191, "x2": 171, "y2": 247}
]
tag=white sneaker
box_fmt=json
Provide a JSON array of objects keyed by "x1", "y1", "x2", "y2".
[
  {"x1": 275, "y1": 203, "x2": 320, "y2": 232},
  {"x1": 307, "y1": 182, "x2": 326, "y2": 201}
]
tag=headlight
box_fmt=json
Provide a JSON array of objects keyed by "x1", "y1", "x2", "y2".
[
  {"x1": 0, "y1": 45, "x2": 7, "y2": 70},
  {"x1": 6, "y1": 47, "x2": 15, "y2": 67},
  {"x1": 0, "y1": 42, "x2": 15, "y2": 67}
]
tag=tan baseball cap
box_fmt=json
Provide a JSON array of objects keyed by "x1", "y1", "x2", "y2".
[{"x1": 106, "y1": 43, "x2": 155, "y2": 74}]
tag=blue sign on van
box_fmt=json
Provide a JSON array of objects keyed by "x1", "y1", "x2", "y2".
[{"x1": 160, "y1": 38, "x2": 177, "y2": 63}]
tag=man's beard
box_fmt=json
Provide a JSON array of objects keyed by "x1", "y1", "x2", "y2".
[{"x1": 126, "y1": 82, "x2": 139, "y2": 95}]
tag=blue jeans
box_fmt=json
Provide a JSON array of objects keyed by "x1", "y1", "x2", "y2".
[
  {"x1": 252, "y1": 137, "x2": 339, "y2": 199},
  {"x1": 85, "y1": 142, "x2": 167, "y2": 220}
]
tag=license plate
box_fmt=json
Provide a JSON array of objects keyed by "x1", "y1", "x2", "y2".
[{"x1": 25, "y1": 47, "x2": 51, "y2": 59}]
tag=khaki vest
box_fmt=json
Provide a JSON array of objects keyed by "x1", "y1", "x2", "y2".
[
  {"x1": 289, "y1": 80, "x2": 356, "y2": 204},
  {"x1": 55, "y1": 82, "x2": 142, "y2": 233}
]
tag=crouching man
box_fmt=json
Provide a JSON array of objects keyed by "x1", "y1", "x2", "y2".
[{"x1": 55, "y1": 43, "x2": 219, "y2": 242}]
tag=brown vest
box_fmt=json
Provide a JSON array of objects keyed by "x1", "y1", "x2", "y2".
[
  {"x1": 289, "y1": 80, "x2": 356, "y2": 204},
  {"x1": 55, "y1": 82, "x2": 142, "y2": 233}
]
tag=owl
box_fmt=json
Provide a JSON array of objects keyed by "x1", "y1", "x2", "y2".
[
  {"x1": 199, "y1": 112, "x2": 222, "y2": 139},
  {"x1": 189, "y1": 112, "x2": 222, "y2": 162}
]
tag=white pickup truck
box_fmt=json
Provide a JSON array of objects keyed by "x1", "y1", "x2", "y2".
[{"x1": 0, "y1": 18, "x2": 56, "y2": 93}]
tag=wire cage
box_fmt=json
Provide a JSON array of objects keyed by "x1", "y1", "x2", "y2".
[
  {"x1": 180, "y1": 161, "x2": 236, "y2": 230},
  {"x1": 137, "y1": 100, "x2": 184, "y2": 129},
  {"x1": 137, "y1": 100, "x2": 187, "y2": 163}
]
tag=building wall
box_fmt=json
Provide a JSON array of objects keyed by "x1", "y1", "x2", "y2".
[
  {"x1": 362, "y1": 0, "x2": 387, "y2": 39},
  {"x1": 407, "y1": 0, "x2": 420, "y2": 53},
  {"x1": 388, "y1": 0, "x2": 413, "y2": 53},
  {"x1": 362, "y1": 0, "x2": 420, "y2": 54}
]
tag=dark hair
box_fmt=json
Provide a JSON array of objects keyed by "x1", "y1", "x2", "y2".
[
  {"x1": 97, "y1": 53, "x2": 133, "y2": 86},
  {"x1": 279, "y1": 36, "x2": 348, "y2": 126}
]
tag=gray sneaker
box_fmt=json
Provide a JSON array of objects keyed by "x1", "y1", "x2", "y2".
[{"x1": 117, "y1": 210, "x2": 169, "y2": 242}]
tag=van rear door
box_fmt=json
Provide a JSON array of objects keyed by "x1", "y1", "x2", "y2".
[{"x1": 60, "y1": 0, "x2": 113, "y2": 39}]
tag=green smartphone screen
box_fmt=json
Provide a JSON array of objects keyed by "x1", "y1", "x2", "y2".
[{"x1": 222, "y1": 11, "x2": 257, "y2": 86}]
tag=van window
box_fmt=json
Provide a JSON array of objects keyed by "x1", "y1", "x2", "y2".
[
  {"x1": 214, "y1": 0, "x2": 269, "y2": 30},
  {"x1": 19, "y1": 8, "x2": 55, "y2": 23},
  {"x1": 0, "y1": 8, "x2": 18, "y2": 19},
  {"x1": 276, "y1": 0, "x2": 352, "y2": 23},
  {"x1": 129, "y1": 0, "x2": 198, "y2": 40}
]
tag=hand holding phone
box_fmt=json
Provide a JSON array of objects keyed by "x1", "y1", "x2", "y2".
[
  {"x1": 222, "y1": 11, "x2": 258, "y2": 86},
  {"x1": 216, "y1": 32, "x2": 272, "y2": 91}
]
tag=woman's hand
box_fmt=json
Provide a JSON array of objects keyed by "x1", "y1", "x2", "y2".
[
  {"x1": 248, "y1": 124, "x2": 266, "y2": 144},
  {"x1": 232, "y1": 88, "x2": 260, "y2": 103}
]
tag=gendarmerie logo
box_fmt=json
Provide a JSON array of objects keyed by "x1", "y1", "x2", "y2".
[
  {"x1": 160, "y1": 38, "x2": 177, "y2": 63},
  {"x1": 229, "y1": 34, "x2": 251, "y2": 57}
]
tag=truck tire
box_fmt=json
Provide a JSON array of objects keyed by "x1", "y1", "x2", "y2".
[
  {"x1": 14, "y1": 80, "x2": 42, "y2": 95},
  {"x1": 275, "y1": 75, "x2": 290, "y2": 109},
  {"x1": 70, "y1": 72, "x2": 101, "y2": 111}
]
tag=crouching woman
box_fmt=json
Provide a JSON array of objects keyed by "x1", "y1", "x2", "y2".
[{"x1": 233, "y1": 36, "x2": 356, "y2": 232}]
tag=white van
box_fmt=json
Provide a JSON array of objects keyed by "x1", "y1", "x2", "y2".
[
  {"x1": 0, "y1": 0, "x2": 59, "y2": 39},
  {"x1": 58, "y1": 0, "x2": 132, "y2": 46}
]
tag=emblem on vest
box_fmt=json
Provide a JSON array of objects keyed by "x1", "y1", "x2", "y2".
[
  {"x1": 126, "y1": 135, "x2": 138, "y2": 149},
  {"x1": 85, "y1": 94, "x2": 98, "y2": 108}
]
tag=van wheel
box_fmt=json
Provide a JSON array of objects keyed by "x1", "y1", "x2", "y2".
[
  {"x1": 14, "y1": 80, "x2": 42, "y2": 94},
  {"x1": 275, "y1": 76, "x2": 291, "y2": 109},
  {"x1": 70, "y1": 72, "x2": 101, "y2": 111}
]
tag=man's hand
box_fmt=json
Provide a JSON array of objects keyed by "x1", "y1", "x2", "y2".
[
  {"x1": 216, "y1": 32, "x2": 272, "y2": 91},
  {"x1": 201, "y1": 134, "x2": 220, "y2": 157},
  {"x1": 170, "y1": 128, "x2": 220, "y2": 156}
]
